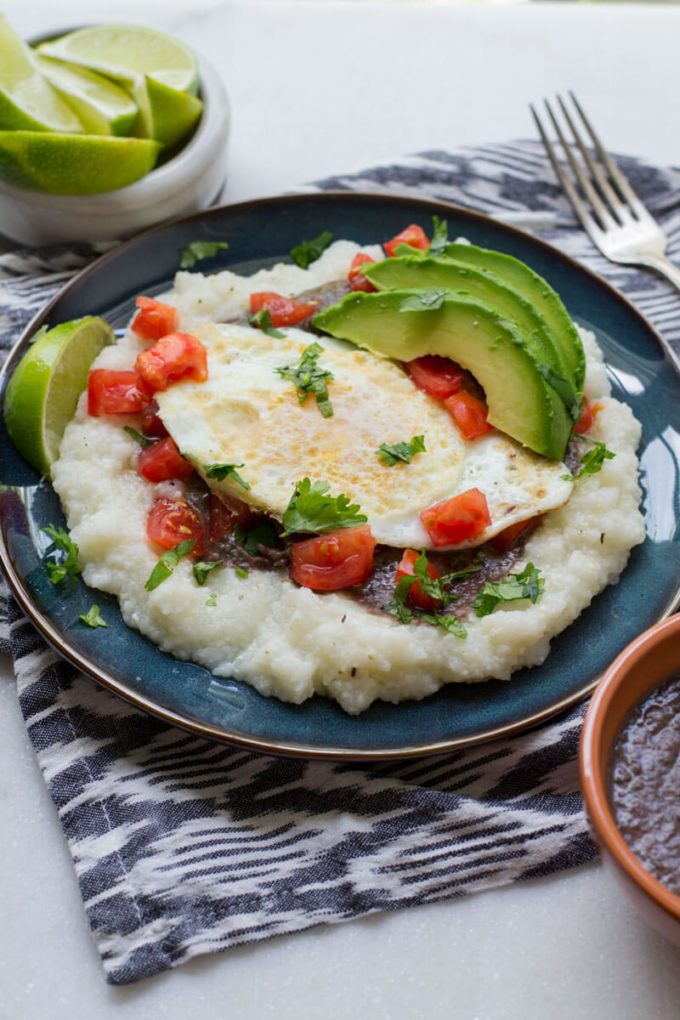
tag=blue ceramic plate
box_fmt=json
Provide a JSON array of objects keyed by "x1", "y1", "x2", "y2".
[{"x1": 2, "y1": 192, "x2": 680, "y2": 759}]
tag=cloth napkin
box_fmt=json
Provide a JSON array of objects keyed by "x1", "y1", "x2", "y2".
[{"x1": 2, "y1": 140, "x2": 679, "y2": 986}]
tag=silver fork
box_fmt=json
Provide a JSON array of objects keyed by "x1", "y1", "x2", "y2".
[{"x1": 532, "y1": 93, "x2": 680, "y2": 293}]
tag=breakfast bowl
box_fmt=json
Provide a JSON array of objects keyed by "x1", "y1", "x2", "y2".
[
  {"x1": 0, "y1": 38, "x2": 230, "y2": 248},
  {"x1": 580, "y1": 613, "x2": 680, "y2": 947}
]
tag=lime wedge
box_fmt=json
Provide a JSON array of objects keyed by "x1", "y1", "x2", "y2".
[
  {"x1": 32, "y1": 54, "x2": 138, "y2": 137},
  {"x1": 0, "y1": 14, "x2": 84, "y2": 133},
  {"x1": 0, "y1": 131, "x2": 162, "y2": 193},
  {"x1": 3, "y1": 317, "x2": 115, "y2": 478},
  {"x1": 131, "y1": 76, "x2": 202, "y2": 148},
  {"x1": 37, "y1": 24, "x2": 200, "y2": 95}
]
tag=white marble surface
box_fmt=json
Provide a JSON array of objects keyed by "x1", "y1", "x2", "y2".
[{"x1": 2, "y1": 2, "x2": 680, "y2": 1016}]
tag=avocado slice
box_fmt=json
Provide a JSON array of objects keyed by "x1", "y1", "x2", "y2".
[
  {"x1": 313, "y1": 290, "x2": 573, "y2": 461},
  {"x1": 442, "y1": 243, "x2": 586, "y2": 393},
  {"x1": 364, "y1": 254, "x2": 581, "y2": 419}
]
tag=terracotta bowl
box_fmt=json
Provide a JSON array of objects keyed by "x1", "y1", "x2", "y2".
[{"x1": 580, "y1": 613, "x2": 680, "y2": 947}]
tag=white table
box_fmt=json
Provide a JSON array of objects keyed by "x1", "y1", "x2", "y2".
[{"x1": 2, "y1": 3, "x2": 680, "y2": 1017}]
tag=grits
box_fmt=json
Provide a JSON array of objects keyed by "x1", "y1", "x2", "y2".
[{"x1": 51, "y1": 242, "x2": 645, "y2": 715}]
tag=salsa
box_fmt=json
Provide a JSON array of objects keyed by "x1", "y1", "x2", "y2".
[{"x1": 609, "y1": 672, "x2": 680, "y2": 897}]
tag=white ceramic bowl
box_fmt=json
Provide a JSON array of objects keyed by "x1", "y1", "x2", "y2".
[{"x1": 0, "y1": 59, "x2": 230, "y2": 247}]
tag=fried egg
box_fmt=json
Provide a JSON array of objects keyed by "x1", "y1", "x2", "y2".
[{"x1": 155, "y1": 322, "x2": 574, "y2": 549}]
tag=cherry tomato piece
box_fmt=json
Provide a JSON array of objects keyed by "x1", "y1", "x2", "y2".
[
  {"x1": 444, "y1": 390, "x2": 494, "y2": 439},
  {"x1": 146, "y1": 497, "x2": 205, "y2": 556},
  {"x1": 404, "y1": 355, "x2": 464, "y2": 399},
  {"x1": 395, "y1": 549, "x2": 441, "y2": 610},
  {"x1": 208, "y1": 492, "x2": 250, "y2": 543},
  {"x1": 140, "y1": 399, "x2": 168, "y2": 438},
  {"x1": 420, "y1": 488, "x2": 491, "y2": 548},
  {"x1": 348, "y1": 253, "x2": 377, "y2": 293},
  {"x1": 137, "y1": 436, "x2": 194, "y2": 483},
  {"x1": 289, "y1": 525, "x2": 376, "y2": 590},
  {"x1": 573, "y1": 397, "x2": 598, "y2": 435},
  {"x1": 249, "y1": 292, "x2": 318, "y2": 327},
  {"x1": 384, "y1": 224, "x2": 430, "y2": 257},
  {"x1": 87, "y1": 369, "x2": 152, "y2": 416},
  {"x1": 131, "y1": 295, "x2": 179, "y2": 341},
  {"x1": 490, "y1": 517, "x2": 539, "y2": 553},
  {"x1": 136, "y1": 332, "x2": 208, "y2": 392}
]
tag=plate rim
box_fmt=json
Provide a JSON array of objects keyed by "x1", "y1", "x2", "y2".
[{"x1": 2, "y1": 188, "x2": 679, "y2": 760}]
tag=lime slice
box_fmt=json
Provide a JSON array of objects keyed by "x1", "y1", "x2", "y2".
[
  {"x1": 0, "y1": 14, "x2": 84, "y2": 133},
  {"x1": 32, "y1": 54, "x2": 138, "y2": 137},
  {"x1": 3, "y1": 317, "x2": 115, "y2": 478},
  {"x1": 37, "y1": 24, "x2": 200, "y2": 95},
  {"x1": 131, "y1": 76, "x2": 202, "y2": 148},
  {"x1": 0, "y1": 131, "x2": 162, "y2": 193}
]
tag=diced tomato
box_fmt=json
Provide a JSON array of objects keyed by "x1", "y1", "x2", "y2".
[
  {"x1": 420, "y1": 488, "x2": 491, "y2": 547},
  {"x1": 136, "y1": 332, "x2": 208, "y2": 392},
  {"x1": 490, "y1": 516, "x2": 539, "y2": 553},
  {"x1": 384, "y1": 224, "x2": 430, "y2": 257},
  {"x1": 131, "y1": 295, "x2": 179, "y2": 341},
  {"x1": 404, "y1": 355, "x2": 463, "y2": 399},
  {"x1": 137, "y1": 436, "x2": 194, "y2": 483},
  {"x1": 573, "y1": 397, "x2": 598, "y2": 435},
  {"x1": 289, "y1": 525, "x2": 376, "y2": 591},
  {"x1": 140, "y1": 399, "x2": 168, "y2": 438},
  {"x1": 249, "y1": 292, "x2": 318, "y2": 327},
  {"x1": 208, "y1": 492, "x2": 250, "y2": 542},
  {"x1": 87, "y1": 369, "x2": 152, "y2": 416},
  {"x1": 395, "y1": 548, "x2": 441, "y2": 610},
  {"x1": 444, "y1": 390, "x2": 494, "y2": 439},
  {"x1": 146, "y1": 497, "x2": 205, "y2": 556},
  {"x1": 348, "y1": 253, "x2": 377, "y2": 293}
]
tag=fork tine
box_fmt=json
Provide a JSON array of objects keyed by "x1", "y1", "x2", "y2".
[{"x1": 567, "y1": 91, "x2": 651, "y2": 222}]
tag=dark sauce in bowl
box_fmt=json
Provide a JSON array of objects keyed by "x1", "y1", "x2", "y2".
[{"x1": 609, "y1": 673, "x2": 680, "y2": 897}]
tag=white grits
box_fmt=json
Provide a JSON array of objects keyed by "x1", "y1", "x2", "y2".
[{"x1": 51, "y1": 242, "x2": 646, "y2": 714}]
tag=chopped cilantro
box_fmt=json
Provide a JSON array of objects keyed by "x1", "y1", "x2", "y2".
[
  {"x1": 124, "y1": 426, "x2": 152, "y2": 448},
  {"x1": 290, "y1": 230, "x2": 333, "y2": 269},
  {"x1": 180, "y1": 241, "x2": 229, "y2": 270},
  {"x1": 205, "y1": 593, "x2": 218, "y2": 607},
  {"x1": 428, "y1": 215, "x2": 449, "y2": 256},
  {"x1": 144, "y1": 539, "x2": 195, "y2": 592},
  {"x1": 250, "y1": 307, "x2": 286, "y2": 339},
  {"x1": 184, "y1": 454, "x2": 250, "y2": 491},
  {"x1": 421, "y1": 611, "x2": 467, "y2": 637},
  {"x1": 399, "y1": 289, "x2": 447, "y2": 312},
  {"x1": 235, "y1": 568, "x2": 249, "y2": 579},
  {"x1": 376, "y1": 435, "x2": 426, "y2": 466},
  {"x1": 233, "y1": 521, "x2": 280, "y2": 556},
  {"x1": 42, "y1": 524, "x2": 81, "y2": 584},
  {"x1": 281, "y1": 478, "x2": 366, "y2": 536},
  {"x1": 473, "y1": 562, "x2": 545, "y2": 618},
  {"x1": 412, "y1": 551, "x2": 455, "y2": 606},
  {"x1": 79, "y1": 604, "x2": 108, "y2": 628},
  {"x1": 385, "y1": 576, "x2": 417, "y2": 624},
  {"x1": 385, "y1": 564, "x2": 466, "y2": 637},
  {"x1": 275, "y1": 342, "x2": 334, "y2": 418},
  {"x1": 193, "y1": 560, "x2": 224, "y2": 586},
  {"x1": 563, "y1": 438, "x2": 615, "y2": 482}
]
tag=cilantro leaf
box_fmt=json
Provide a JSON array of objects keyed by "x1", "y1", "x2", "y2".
[
  {"x1": 473, "y1": 562, "x2": 545, "y2": 618},
  {"x1": 385, "y1": 576, "x2": 416, "y2": 624},
  {"x1": 376, "y1": 435, "x2": 426, "y2": 466},
  {"x1": 385, "y1": 568, "x2": 465, "y2": 636},
  {"x1": 562, "y1": 438, "x2": 616, "y2": 482},
  {"x1": 180, "y1": 241, "x2": 229, "y2": 270},
  {"x1": 144, "y1": 539, "x2": 195, "y2": 592},
  {"x1": 275, "y1": 342, "x2": 334, "y2": 418},
  {"x1": 281, "y1": 478, "x2": 367, "y2": 536},
  {"x1": 412, "y1": 550, "x2": 454, "y2": 606},
  {"x1": 235, "y1": 568, "x2": 249, "y2": 579},
  {"x1": 184, "y1": 454, "x2": 250, "y2": 491},
  {"x1": 42, "y1": 524, "x2": 81, "y2": 584},
  {"x1": 205, "y1": 593, "x2": 218, "y2": 606},
  {"x1": 399, "y1": 289, "x2": 447, "y2": 312},
  {"x1": 421, "y1": 612, "x2": 467, "y2": 637},
  {"x1": 193, "y1": 560, "x2": 224, "y2": 586},
  {"x1": 233, "y1": 521, "x2": 279, "y2": 556},
  {"x1": 428, "y1": 215, "x2": 449, "y2": 256},
  {"x1": 124, "y1": 426, "x2": 152, "y2": 448},
  {"x1": 290, "y1": 230, "x2": 333, "y2": 269},
  {"x1": 250, "y1": 307, "x2": 286, "y2": 339},
  {"x1": 79, "y1": 604, "x2": 108, "y2": 628}
]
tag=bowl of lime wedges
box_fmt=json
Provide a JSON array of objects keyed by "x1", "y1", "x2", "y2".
[{"x1": 0, "y1": 19, "x2": 230, "y2": 247}]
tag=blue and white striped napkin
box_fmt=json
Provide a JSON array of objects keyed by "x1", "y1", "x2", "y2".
[{"x1": 1, "y1": 141, "x2": 679, "y2": 985}]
